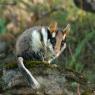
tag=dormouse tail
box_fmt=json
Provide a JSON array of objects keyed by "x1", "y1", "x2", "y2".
[{"x1": 17, "y1": 57, "x2": 40, "y2": 89}]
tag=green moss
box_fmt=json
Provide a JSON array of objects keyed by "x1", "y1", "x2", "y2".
[{"x1": 3, "y1": 60, "x2": 50, "y2": 70}]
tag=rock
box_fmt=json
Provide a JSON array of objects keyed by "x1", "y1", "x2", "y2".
[
  {"x1": 36, "y1": 68, "x2": 66, "y2": 95},
  {"x1": 74, "y1": 0, "x2": 95, "y2": 13},
  {"x1": 2, "y1": 69, "x2": 28, "y2": 90},
  {"x1": 1, "y1": 66, "x2": 67, "y2": 95}
]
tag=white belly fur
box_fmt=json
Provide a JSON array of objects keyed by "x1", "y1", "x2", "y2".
[{"x1": 31, "y1": 30, "x2": 42, "y2": 52}]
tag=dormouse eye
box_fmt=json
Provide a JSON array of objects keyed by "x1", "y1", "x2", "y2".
[
  {"x1": 50, "y1": 38, "x2": 56, "y2": 48},
  {"x1": 61, "y1": 38, "x2": 66, "y2": 48}
]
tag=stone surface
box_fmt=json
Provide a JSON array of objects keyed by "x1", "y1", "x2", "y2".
[
  {"x1": 74, "y1": 0, "x2": 95, "y2": 12},
  {"x1": 1, "y1": 66, "x2": 66, "y2": 95}
]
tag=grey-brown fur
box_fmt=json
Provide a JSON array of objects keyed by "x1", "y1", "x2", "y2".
[{"x1": 16, "y1": 26, "x2": 55, "y2": 61}]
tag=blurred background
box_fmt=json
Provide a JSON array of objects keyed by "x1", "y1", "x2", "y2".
[{"x1": 0, "y1": 0, "x2": 95, "y2": 95}]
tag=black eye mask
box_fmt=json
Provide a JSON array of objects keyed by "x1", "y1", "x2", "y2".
[
  {"x1": 47, "y1": 28, "x2": 57, "y2": 48},
  {"x1": 50, "y1": 37, "x2": 56, "y2": 48}
]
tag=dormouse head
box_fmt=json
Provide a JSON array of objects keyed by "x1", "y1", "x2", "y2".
[
  {"x1": 54, "y1": 24, "x2": 70, "y2": 54},
  {"x1": 49, "y1": 23, "x2": 70, "y2": 55}
]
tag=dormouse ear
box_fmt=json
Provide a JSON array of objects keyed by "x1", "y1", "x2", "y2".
[
  {"x1": 63, "y1": 24, "x2": 71, "y2": 35},
  {"x1": 48, "y1": 21, "x2": 58, "y2": 37},
  {"x1": 62, "y1": 24, "x2": 71, "y2": 40}
]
